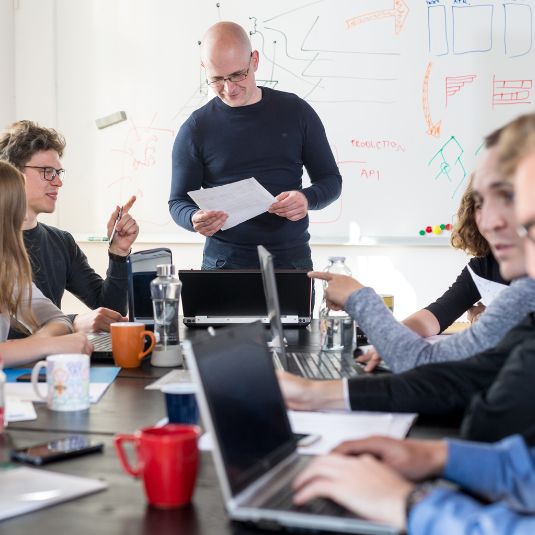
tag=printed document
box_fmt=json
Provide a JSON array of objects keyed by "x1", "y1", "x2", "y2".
[
  {"x1": 467, "y1": 265, "x2": 508, "y2": 305},
  {"x1": 188, "y1": 177, "x2": 276, "y2": 230},
  {"x1": 199, "y1": 410, "x2": 416, "y2": 455}
]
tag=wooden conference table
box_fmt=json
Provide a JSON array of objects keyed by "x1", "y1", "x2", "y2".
[{"x1": 3, "y1": 321, "x2": 459, "y2": 534}]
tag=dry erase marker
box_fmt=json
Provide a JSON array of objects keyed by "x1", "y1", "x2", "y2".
[{"x1": 109, "y1": 206, "x2": 123, "y2": 244}]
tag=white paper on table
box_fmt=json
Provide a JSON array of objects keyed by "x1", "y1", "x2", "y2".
[
  {"x1": 288, "y1": 410, "x2": 416, "y2": 455},
  {"x1": 5, "y1": 383, "x2": 111, "y2": 404},
  {"x1": 188, "y1": 177, "x2": 276, "y2": 230},
  {"x1": 5, "y1": 397, "x2": 37, "y2": 422},
  {"x1": 199, "y1": 410, "x2": 417, "y2": 455},
  {"x1": 0, "y1": 467, "x2": 107, "y2": 521},
  {"x1": 145, "y1": 370, "x2": 193, "y2": 390},
  {"x1": 467, "y1": 265, "x2": 508, "y2": 306}
]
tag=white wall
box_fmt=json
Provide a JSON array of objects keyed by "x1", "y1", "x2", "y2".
[
  {"x1": 61, "y1": 240, "x2": 468, "y2": 320},
  {"x1": 9, "y1": 1, "x2": 471, "y2": 320},
  {"x1": 0, "y1": 0, "x2": 14, "y2": 127}
]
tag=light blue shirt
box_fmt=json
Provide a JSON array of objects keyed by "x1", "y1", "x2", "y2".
[{"x1": 410, "y1": 435, "x2": 535, "y2": 534}]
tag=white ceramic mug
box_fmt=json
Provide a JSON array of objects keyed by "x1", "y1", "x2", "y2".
[{"x1": 32, "y1": 354, "x2": 90, "y2": 411}]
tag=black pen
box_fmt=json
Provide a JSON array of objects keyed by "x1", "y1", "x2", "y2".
[{"x1": 109, "y1": 206, "x2": 123, "y2": 244}]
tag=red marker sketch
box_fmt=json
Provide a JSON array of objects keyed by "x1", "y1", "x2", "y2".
[
  {"x1": 346, "y1": 0, "x2": 409, "y2": 35},
  {"x1": 492, "y1": 76, "x2": 533, "y2": 106},
  {"x1": 309, "y1": 145, "x2": 357, "y2": 225},
  {"x1": 110, "y1": 113, "x2": 174, "y2": 187},
  {"x1": 422, "y1": 62, "x2": 441, "y2": 138},
  {"x1": 445, "y1": 74, "x2": 476, "y2": 107}
]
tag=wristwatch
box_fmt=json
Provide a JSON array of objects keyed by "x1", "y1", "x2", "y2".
[{"x1": 405, "y1": 482, "x2": 435, "y2": 520}]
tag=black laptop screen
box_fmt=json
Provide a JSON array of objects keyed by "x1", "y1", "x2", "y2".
[
  {"x1": 179, "y1": 270, "x2": 312, "y2": 318},
  {"x1": 131, "y1": 272, "x2": 155, "y2": 319},
  {"x1": 193, "y1": 324, "x2": 296, "y2": 495}
]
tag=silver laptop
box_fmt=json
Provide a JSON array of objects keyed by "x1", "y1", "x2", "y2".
[
  {"x1": 257, "y1": 245, "x2": 363, "y2": 380},
  {"x1": 179, "y1": 269, "x2": 312, "y2": 327},
  {"x1": 89, "y1": 248, "x2": 172, "y2": 359},
  {"x1": 183, "y1": 322, "x2": 397, "y2": 535}
]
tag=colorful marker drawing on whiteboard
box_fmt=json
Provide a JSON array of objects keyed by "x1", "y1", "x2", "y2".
[
  {"x1": 245, "y1": 4, "x2": 401, "y2": 105},
  {"x1": 503, "y1": 2, "x2": 533, "y2": 57},
  {"x1": 492, "y1": 76, "x2": 533, "y2": 107},
  {"x1": 445, "y1": 74, "x2": 476, "y2": 107},
  {"x1": 422, "y1": 62, "x2": 441, "y2": 138},
  {"x1": 429, "y1": 2, "x2": 533, "y2": 56},
  {"x1": 345, "y1": 0, "x2": 409, "y2": 34},
  {"x1": 112, "y1": 114, "x2": 174, "y2": 175},
  {"x1": 428, "y1": 135, "x2": 467, "y2": 199}
]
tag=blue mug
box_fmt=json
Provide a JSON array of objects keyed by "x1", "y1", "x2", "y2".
[{"x1": 161, "y1": 383, "x2": 198, "y2": 425}]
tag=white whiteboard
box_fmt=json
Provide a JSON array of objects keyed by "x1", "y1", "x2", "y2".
[{"x1": 52, "y1": 0, "x2": 535, "y2": 242}]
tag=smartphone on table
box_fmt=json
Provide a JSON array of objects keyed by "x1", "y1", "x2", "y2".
[{"x1": 11, "y1": 435, "x2": 104, "y2": 465}]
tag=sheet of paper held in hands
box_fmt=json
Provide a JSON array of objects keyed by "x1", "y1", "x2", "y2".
[
  {"x1": 199, "y1": 410, "x2": 417, "y2": 455},
  {"x1": 188, "y1": 177, "x2": 276, "y2": 230}
]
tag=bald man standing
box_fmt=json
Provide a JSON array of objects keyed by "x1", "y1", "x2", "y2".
[{"x1": 169, "y1": 22, "x2": 342, "y2": 269}]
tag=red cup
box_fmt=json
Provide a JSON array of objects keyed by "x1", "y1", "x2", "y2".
[{"x1": 114, "y1": 424, "x2": 200, "y2": 508}]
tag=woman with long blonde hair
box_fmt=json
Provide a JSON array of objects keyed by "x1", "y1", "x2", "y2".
[{"x1": 0, "y1": 161, "x2": 92, "y2": 366}]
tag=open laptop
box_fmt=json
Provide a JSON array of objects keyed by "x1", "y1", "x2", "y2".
[
  {"x1": 89, "y1": 248, "x2": 172, "y2": 361},
  {"x1": 183, "y1": 322, "x2": 397, "y2": 535},
  {"x1": 257, "y1": 245, "x2": 364, "y2": 380},
  {"x1": 179, "y1": 269, "x2": 312, "y2": 328}
]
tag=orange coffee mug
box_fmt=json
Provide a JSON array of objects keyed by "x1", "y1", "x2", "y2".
[{"x1": 110, "y1": 322, "x2": 156, "y2": 368}]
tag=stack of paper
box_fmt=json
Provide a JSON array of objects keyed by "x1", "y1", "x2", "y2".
[{"x1": 199, "y1": 410, "x2": 417, "y2": 455}]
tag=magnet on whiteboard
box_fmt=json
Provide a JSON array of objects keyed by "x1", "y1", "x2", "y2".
[{"x1": 95, "y1": 111, "x2": 127, "y2": 129}]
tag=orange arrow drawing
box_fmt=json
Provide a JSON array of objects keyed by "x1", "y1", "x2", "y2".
[
  {"x1": 422, "y1": 62, "x2": 441, "y2": 138},
  {"x1": 346, "y1": 0, "x2": 409, "y2": 34}
]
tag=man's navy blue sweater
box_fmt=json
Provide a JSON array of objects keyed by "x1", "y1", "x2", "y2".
[{"x1": 169, "y1": 87, "x2": 342, "y2": 263}]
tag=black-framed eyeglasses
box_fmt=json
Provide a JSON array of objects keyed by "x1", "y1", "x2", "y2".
[
  {"x1": 206, "y1": 53, "x2": 253, "y2": 87},
  {"x1": 23, "y1": 165, "x2": 66, "y2": 182},
  {"x1": 517, "y1": 219, "x2": 535, "y2": 243}
]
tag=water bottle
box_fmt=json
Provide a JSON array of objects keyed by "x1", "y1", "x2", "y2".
[
  {"x1": 150, "y1": 264, "x2": 182, "y2": 367},
  {"x1": 319, "y1": 256, "x2": 354, "y2": 351}
]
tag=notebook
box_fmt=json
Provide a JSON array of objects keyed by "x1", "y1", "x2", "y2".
[
  {"x1": 179, "y1": 269, "x2": 312, "y2": 328},
  {"x1": 0, "y1": 466, "x2": 107, "y2": 521},
  {"x1": 257, "y1": 245, "x2": 365, "y2": 380},
  {"x1": 183, "y1": 322, "x2": 397, "y2": 535}
]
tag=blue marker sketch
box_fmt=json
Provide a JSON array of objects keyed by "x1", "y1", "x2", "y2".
[
  {"x1": 504, "y1": 3, "x2": 533, "y2": 58},
  {"x1": 428, "y1": 5, "x2": 449, "y2": 56},
  {"x1": 453, "y1": 5, "x2": 494, "y2": 55}
]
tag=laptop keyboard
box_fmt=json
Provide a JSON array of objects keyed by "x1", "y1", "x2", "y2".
[
  {"x1": 264, "y1": 482, "x2": 349, "y2": 517},
  {"x1": 288, "y1": 351, "x2": 360, "y2": 380},
  {"x1": 87, "y1": 332, "x2": 112, "y2": 352}
]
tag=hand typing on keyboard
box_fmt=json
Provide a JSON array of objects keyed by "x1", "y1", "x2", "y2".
[
  {"x1": 73, "y1": 307, "x2": 128, "y2": 333},
  {"x1": 292, "y1": 452, "x2": 413, "y2": 531}
]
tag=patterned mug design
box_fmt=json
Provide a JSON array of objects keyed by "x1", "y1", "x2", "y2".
[{"x1": 32, "y1": 354, "x2": 90, "y2": 411}]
